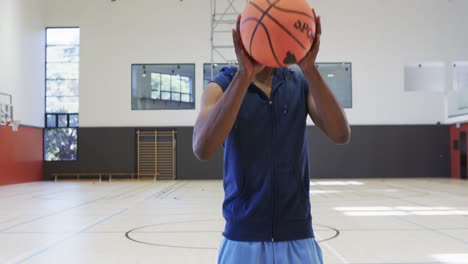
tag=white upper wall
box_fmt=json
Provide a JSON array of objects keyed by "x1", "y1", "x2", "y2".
[
  {"x1": 43, "y1": 0, "x2": 468, "y2": 127},
  {"x1": 0, "y1": 0, "x2": 45, "y2": 127},
  {"x1": 312, "y1": 0, "x2": 468, "y2": 125}
]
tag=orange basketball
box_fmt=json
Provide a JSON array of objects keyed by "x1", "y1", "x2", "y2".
[{"x1": 240, "y1": 0, "x2": 316, "y2": 68}]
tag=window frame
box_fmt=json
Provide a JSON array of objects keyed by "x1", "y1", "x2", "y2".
[
  {"x1": 43, "y1": 127, "x2": 79, "y2": 162},
  {"x1": 44, "y1": 27, "x2": 80, "y2": 162},
  {"x1": 131, "y1": 63, "x2": 196, "y2": 110}
]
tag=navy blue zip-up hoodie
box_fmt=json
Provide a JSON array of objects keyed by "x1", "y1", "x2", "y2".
[{"x1": 210, "y1": 66, "x2": 314, "y2": 242}]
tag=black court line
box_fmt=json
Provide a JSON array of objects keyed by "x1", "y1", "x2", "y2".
[
  {"x1": 143, "y1": 181, "x2": 183, "y2": 200},
  {"x1": 108, "y1": 211, "x2": 221, "y2": 217},
  {"x1": 112, "y1": 183, "x2": 158, "y2": 200},
  {"x1": 0, "y1": 183, "x2": 134, "y2": 233},
  {"x1": 315, "y1": 185, "x2": 468, "y2": 243},
  {"x1": 369, "y1": 183, "x2": 446, "y2": 207},
  {"x1": 387, "y1": 181, "x2": 468, "y2": 198},
  {"x1": 0, "y1": 197, "x2": 103, "y2": 233},
  {"x1": 144, "y1": 181, "x2": 183, "y2": 199},
  {"x1": 310, "y1": 187, "x2": 432, "y2": 204},
  {"x1": 0, "y1": 185, "x2": 74, "y2": 200},
  {"x1": 14, "y1": 208, "x2": 128, "y2": 264},
  {"x1": 126, "y1": 230, "x2": 221, "y2": 234},
  {"x1": 105, "y1": 183, "x2": 157, "y2": 200},
  {"x1": 313, "y1": 224, "x2": 340, "y2": 243},
  {"x1": 352, "y1": 188, "x2": 431, "y2": 207},
  {"x1": 118, "y1": 182, "x2": 169, "y2": 199},
  {"x1": 158, "y1": 181, "x2": 190, "y2": 199},
  {"x1": 30, "y1": 187, "x2": 81, "y2": 200},
  {"x1": 395, "y1": 216, "x2": 468, "y2": 245},
  {"x1": 125, "y1": 220, "x2": 340, "y2": 249},
  {"x1": 33, "y1": 184, "x2": 130, "y2": 200},
  {"x1": 125, "y1": 219, "x2": 223, "y2": 250}
]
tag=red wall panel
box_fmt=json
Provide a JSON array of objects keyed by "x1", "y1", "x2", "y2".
[
  {"x1": 0, "y1": 126, "x2": 43, "y2": 185},
  {"x1": 450, "y1": 125, "x2": 460, "y2": 178},
  {"x1": 450, "y1": 123, "x2": 468, "y2": 179}
]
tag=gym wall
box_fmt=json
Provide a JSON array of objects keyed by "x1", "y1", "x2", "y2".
[
  {"x1": 43, "y1": 0, "x2": 468, "y2": 126},
  {"x1": 0, "y1": 0, "x2": 44, "y2": 185},
  {"x1": 42, "y1": 0, "x2": 466, "y2": 179}
]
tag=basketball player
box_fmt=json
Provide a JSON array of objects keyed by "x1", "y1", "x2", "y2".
[{"x1": 193, "y1": 10, "x2": 350, "y2": 263}]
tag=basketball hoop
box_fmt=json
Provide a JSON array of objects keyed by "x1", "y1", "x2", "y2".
[{"x1": 7, "y1": 120, "x2": 21, "y2": 132}]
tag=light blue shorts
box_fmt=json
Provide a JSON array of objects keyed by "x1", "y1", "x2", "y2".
[{"x1": 217, "y1": 237, "x2": 323, "y2": 264}]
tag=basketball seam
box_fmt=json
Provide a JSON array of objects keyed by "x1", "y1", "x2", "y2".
[
  {"x1": 266, "y1": 0, "x2": 315, "y2": 19},
  {"x1": 248, "y1": 1, "x2": 307, "y2": 50},
  {"x1": 240, "y1": 17, "x2": 260, "y2": 61},
  {"x1": 257, "y1": 20, "x2": 282, "y2": 67},
  {"x1": 241, "y1": 17, "x2": 282, "y2": 67},
  {"x1": 248, "y1": 0, "x2": 282, "y2": 56},
  {"x1": 240, "y1": 17, "x2": 259, "y2": 27}
]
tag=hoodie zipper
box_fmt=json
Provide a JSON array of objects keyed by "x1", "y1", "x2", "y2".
[
  {"x1": 268, "y1": 99, "x2": 276, "y2": 241},
  {"x1": 252, "y1": 82, "x2": 278, "y2": 242}
]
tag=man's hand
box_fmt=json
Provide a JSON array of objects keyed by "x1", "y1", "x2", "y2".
[
  {"x1": 233, "y1": 15, "x2": 265, "y2": 81},
  {"x1": 297, "y1": 10, "x2": 351, "y2": 144},
  {"x1": 298, "y1": 9, "x2": 321, "y2": 72}
]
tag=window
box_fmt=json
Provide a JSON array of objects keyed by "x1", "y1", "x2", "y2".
[
  {"x1": 290, "y1": 63, "x2": 353, "y2": 108},
  {"x1": 45, "y1": 28, "x2": 80, "y2": 161},
  {"x1": 150, "y1": 73, "x2": 192, "y2": 103},
  {"x1": 0, "y1": 93, "x2": 13, "y2": 125},
  {"x1": 44, "y1": 128, "x2": 78, "y2": 161},
  {"x1": 448, "y1": 62, "x2": 468, "y2": 118},
  {"x1": 131, "y1": 64, "x2": 195, "y2": 110}
]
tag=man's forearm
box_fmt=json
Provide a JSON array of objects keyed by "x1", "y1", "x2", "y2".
[
  {"x1": 303, "y1": 67, "x2": 350, "y2": 144},
  {"x1": 193, "y1": 74, "x2": 251, "y2": 160}
]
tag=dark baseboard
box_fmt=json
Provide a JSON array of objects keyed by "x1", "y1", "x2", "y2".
[{"x1": 43, "y1": 125, "x2": 450, "y2": 180}]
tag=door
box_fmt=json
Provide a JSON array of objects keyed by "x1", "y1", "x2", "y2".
[{"x1": 461, "y1": 131, "x2": 467, "y2": 179}]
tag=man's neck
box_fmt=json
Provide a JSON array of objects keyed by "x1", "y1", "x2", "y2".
[{"x1": 253, "y1": 68, "x2": 274, "y2": 85}]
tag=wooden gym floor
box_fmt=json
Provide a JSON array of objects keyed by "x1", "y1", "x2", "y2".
[{"x1": 0, "y1": 178, "x2": 467, "y2": 264}]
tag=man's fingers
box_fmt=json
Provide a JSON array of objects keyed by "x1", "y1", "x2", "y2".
[
  {"x1": 232, "y1": 29, "x2": 237, "y2": 47},
  {"x1": 236, "y1": 15, "x2": 246, "y2": 50},
  {"x1": 313, "y1": 37, "x2": 320, "y2": 50},
  {"x1": 233, "y1": 29, "x2": 241, "y2": 55},
  {"x1": 316, "y1": 16, "x2": 322, "y2": 36}
]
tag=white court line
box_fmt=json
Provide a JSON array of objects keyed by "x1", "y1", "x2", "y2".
[{"x1": 315, "y1": 234, "x2": 350, "y2": 264}]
